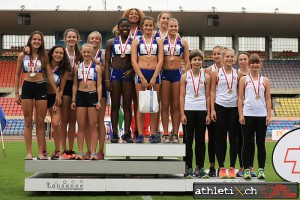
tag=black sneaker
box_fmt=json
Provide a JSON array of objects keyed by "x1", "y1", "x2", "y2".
[
  {"x1": 124, "y1": 133, "x2": 134, "y2": 143},
  {"x1": 111, "y1": 134, "x2": 119, "y2": 143},
  {"x1": 208, "y1": 167, "x2": 216, "y2": 177},
  {"x1": 156, "y1": 131, "x2": 162, "y2": 143},
  {"x1": 149, "y1": 134, "x2": 158, "y2": 143}
]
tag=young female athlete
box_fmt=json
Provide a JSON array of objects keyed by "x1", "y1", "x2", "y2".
[
  {"x1": 180, "y1": 49, "x2": 210, "y2": 178},
  {"x1": 131, "y1": 16, "x2": 164, "y2": 143},
  {"x1": 15, "y1": 31, "x2": 61, "y2": 160},
  {"x1": 238, "y1": 53, "x2": 271, "y2": 179},
  {"x1": 71, "y1": 44, "x2": 102, "y2": 160},
  {"x1": 161, "y1": 18, "x2": 190, "y2": 143},
  {"x1": 105, "y1": 18, "x2": 135, "y2": 143}
]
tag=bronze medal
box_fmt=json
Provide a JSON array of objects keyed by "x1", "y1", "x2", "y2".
[
  {"x1": 83, "y1": 84, "x2": 88, "y2": 89},
  {"x1": 194, "y1": 93, "x2": 199, "y2": 98},
  {"x1": 121, "y1": 53, "x2": 125, "y2": 58},
  {"x1": 255, "y1": 95, "x2": 260, "y2": 100},
  {"x1": 30, "y1": 72, "x2": 36, "y2": 77},
  {"x1": 228, "y1": 89, "x2": 233, "y2": 94},
  {"x1": 170, "y1": 56, "x2": 175, "y2": 61}
]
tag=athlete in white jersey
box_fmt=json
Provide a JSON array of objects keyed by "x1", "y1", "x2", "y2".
[
  {"x1": 180, "y1": 49, "x2": 210, "y2": 178},
  {"x1": 238, "y1": 53, "x2": 271, "y2": 180},
  {"x1": 205, "y1": 45, "x2": 223, "y2": 177},
  {"x1": 211, "y1": 48, "x2": 242, "y2": 179}
]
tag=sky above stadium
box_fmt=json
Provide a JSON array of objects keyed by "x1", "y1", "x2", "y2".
[{"x1": 1, "y1": 0, "x2": 300, "y2": 14}]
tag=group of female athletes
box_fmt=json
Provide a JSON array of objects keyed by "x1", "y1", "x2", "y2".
[{"x1": 15, "y1": 8, "x2": 271, "y2": 180}]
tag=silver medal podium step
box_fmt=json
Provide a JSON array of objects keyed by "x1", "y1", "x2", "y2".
[{"x1": 24, "y1": 143, "x2": 265, "y2": 192}]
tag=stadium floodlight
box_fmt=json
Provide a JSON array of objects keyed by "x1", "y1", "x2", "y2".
[
  {"x1": 20, "y1": 5, "x2": 25, "y2": 11},
  {"x1": 274, "y1": 8, "x2": 279, "y2": 14},
  {"x1": 179, "y1": 6, "x2": 183, "y2": 12},
  {"x1": 211, "y1": 6, "x2": 216, "y2": 12},
  {"x1": 87, "y1": 6, "x2": 91, "y2": 12},
  {"x1": 148, "y1": 6, "x2": 152, "y2": 12},
  {"x1": 241, "y1": 7, "x2": 246, "y2": 13},
  {"x1": 55, "y1": 5, "x2": 60, "y2": 11},
  {"x1": 117, "y1": 5, "x2": 122, "y2": 11}
]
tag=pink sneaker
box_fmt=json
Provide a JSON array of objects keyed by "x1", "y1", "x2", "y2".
[
  {"x1": 97, "y1": 152, "x2": 104, "y2": 160},
  {"x1": 84, "y1": 152, "x2": 91, "y2": 160}
]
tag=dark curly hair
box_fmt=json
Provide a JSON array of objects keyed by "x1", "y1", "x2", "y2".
[{"x1": 48, "y1": 45, "x2": 71, "y2": 75}]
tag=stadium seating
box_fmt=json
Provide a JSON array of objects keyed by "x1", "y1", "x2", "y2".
[
  {"x1": 3, "y1": 118, "x2": 25, "y2": 136},
  {"x1": 0, "y1": 98, "x2": 23, "y2": 116},
  {"x1": 261, "y1": 60, "x2": 300, "y2": 89},
  {"x1": 273, "y1": 97, "x2": 300, "y2": 117},
  {"x1": 0, "y1": 60, "x2": 17, "y2": 87},
  {"x1": 266, "y1": 120, "x2": 299, "y2": 136}
]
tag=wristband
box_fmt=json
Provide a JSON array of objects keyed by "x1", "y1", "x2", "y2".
[
  {"x1": 72, "y1": 99, "x2": 76, "y2": 102},
  {"x1": 98, "y1": 100, "x2": 101, "y2": 103}
]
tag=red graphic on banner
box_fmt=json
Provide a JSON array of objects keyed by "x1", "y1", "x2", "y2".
[
  {"x1": 261, "y1": 184, "x2": 297, "y2": 198},
  {"x1": 284, "y1": 146, "x2": 300, "y2": 174}
]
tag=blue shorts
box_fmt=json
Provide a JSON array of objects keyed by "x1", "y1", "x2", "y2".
[
  {"x1": 161, "y1": 69, "x2": 182, "y2": 83},
  {"x1": 135, "y1": 68, "x2": 161, "y2": 84},
  {"x1": 110, "y1": 68, "x2": 133, "y2": 82}
]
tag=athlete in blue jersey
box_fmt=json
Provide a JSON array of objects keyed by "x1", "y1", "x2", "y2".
[
  {"x1": 71, "y1": 44, "x2": 102, "y2": 160},
  {"x1": 131, "y1": 16, "x2": 164, "y2": 143},
  {"x1": 46, "y1": 45, "x2": 69, "y2": 160},
  {"x1": 106, "y1": 18, "x2": 135, "y2": 143},
  {"x1": 161, "y1": 18, "x2": 190, "y2": 143},
  {"x1": 15, "y1": 31, "x2": 60, "y2": 160},
  {"x1": 82, "y1": 31, "x2": 107, "y2": 160}
]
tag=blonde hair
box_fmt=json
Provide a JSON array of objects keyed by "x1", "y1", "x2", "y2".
[
  {"x1": 221, "y1": 48, "x2": 235, "y2": 58},
  {"x1": 87, "y1": 31, "x2": 102, "y2": 49},
  {"x1": 156, "y1": 11, "x2": 172, "y2": 28}
]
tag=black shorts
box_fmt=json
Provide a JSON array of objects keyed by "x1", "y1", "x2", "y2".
[
  {"x1": 63, "y1": 80, "x2": 73, "y2": 97},
  {"x1": 76, "y1": 90, "x2": 98, "y2": 107},
  {"x1": 47, "y1": 93, "x2": 56, "y2": 108},
  {"x1": 21, "y1": 80, "x2": 47, "y2": 100}
]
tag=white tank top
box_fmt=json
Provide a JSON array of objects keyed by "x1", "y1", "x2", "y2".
[
  {"x1": 243, "y1": 75, "x2": 267, "y2": 116},
  {"x1": 215, "y1": 67, "x2": 238, "y2": 107},
  {"x1": 211, "y1": 64, "x2": 218, "y2": 74},
  {"x1": 184, "y1": 69, "x2": 207, "y2": 111}
]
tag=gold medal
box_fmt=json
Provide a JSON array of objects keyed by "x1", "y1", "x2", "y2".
[
  {"x1": 170, "y1": 56, "x2": 174, "y2": 61},
  {"x1": 194, "y1": 93, "x2": 199, "y2": 98},
  {"x1": 83, "y1": 84, "x2": 88, "y2": 89},
  {"x1": 121, "y1": 53, "x2": 125, "y2": 58},
  {"x1": 255, "y1": 95, "x2": 260, "y2": 100},
  {"x1": 147, "y1": 54, "x2": 151, "y2": 58},
  {"x1": 228, "y1": 89, "x2": 233, "y2": 94}
]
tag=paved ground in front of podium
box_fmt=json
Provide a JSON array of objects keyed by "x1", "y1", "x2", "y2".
[{"x1": 0, "y1": 141, "x2": 288, "y2": 199}]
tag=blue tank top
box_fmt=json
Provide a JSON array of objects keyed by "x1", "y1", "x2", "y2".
[
  {"x1": 22, "y1": 55, "x2": 45, "y2": 73},
  {"x1": 112, "y1": 37, "x2": 132, "y2": 57},
  {"x1": 137, "y1": 37, "x2": 158, "y2": 56},
  {"x1": 163, "y1": 36, "x2": 184, "y2": 57},
  {"x1": 78, "y1": 62, "x2": 97, "y2": 81},
  {"x1": 154, "y1": 30, "x2": 167, "y2": 41},
  {"x1": 130, "y1": 29, "x2": 142, "y2": 40},
  {"x1": 95, "y1": 50, "x2": 103, "y2": 65},
  {"x1": 52, "y1": 66, "x2": 62, "y2": 86}
]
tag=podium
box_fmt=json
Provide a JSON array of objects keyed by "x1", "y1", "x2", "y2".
[{"x1": 24, "y1": 143, "x2": 264, "y2": 192}]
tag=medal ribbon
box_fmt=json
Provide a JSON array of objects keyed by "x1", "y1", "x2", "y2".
[
  {"x1": 190, "y1": 69, "x2": 202, "y2": 95},
  {"x1": 65, "y1": 48, "x2": 76, "y2": 69},
  {"x1": 221, "y1": 68, "x2": 233, "y2": 91},
  {"x1": 168, "y1": 35, "x2": 178, "y2": 57},
  {"x1": 142, "y1": 36, "x2": 153, "y2": 56},
  {"x1": 249, "y1": 73, "x2": 260, "y2": 97},
  {"x1": 130, "y1": 27, "x2": 138, "y2": 39},
  {"x1": 30, "y1": 56, "x2": 38, "y2": 73},
  {"x1": 82, "y1": 61, "x2": 92, "y2": 84},
  {"x1": 119, "y1": 36, "x2": 130, "y2": 56}
]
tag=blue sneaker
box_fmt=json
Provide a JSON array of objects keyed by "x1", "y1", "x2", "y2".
[
  {"x1": 136, "y1": 135, "x2": 144, "y2": 143},
  {"x1": 250, "y1": 167, "x2": 257, "y2": 177},
  {"x1": 149, "y1": 134, "x2": 158, "y2": 143},
  {"x1": 199, "y1": 167, "x2": 209, "y2": 178},
  {"x1": 185, "y1": 168, "x2": 193, "y2": 179},
  {"x1": 236, "y1": 168, "x2": 244, "y2": 177}
]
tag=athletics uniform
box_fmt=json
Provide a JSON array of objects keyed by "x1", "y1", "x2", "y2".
[
  {"x1": 184, "y1": 69, "x2": 208, "y2": 177},
  {"x1": 76, "y1": 62, "x2": 98, "y2": 107},
  {"x1": 21, "y1": 55, "x2": 47, "y2": 100},
  {"x1": 242, "y1": 75, "x2": 267, "y2": 170},
  {"x1": 135, "y1": 37, "x2": 161, "y2": 84},
  {"x1": 214, "y1": 67, "x2": 239, "y2": 170},
  {"x1": 161, "y1": 36, "x2": 184, "y2": 83},
  {"x1": 111, "y1": 37, "x2": 133, "y2": 82},
  {"x1": 46, "y1": 66, "x2": 61, "y2": 108},
  {"x1": 95, "y1": 50, "x2": 107, "y2": 98}
]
